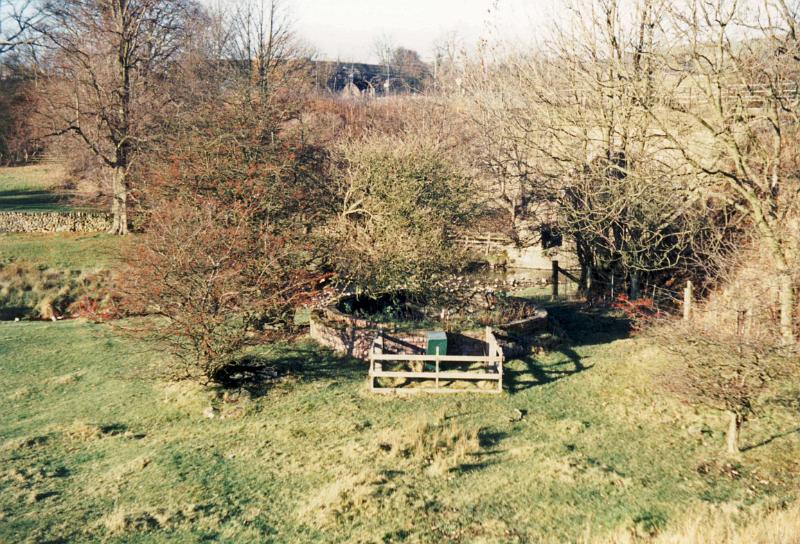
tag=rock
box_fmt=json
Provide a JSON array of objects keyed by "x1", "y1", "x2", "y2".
[
  {"x1": 509, "y1": 408, "x2": 527, "y2": 422},
  {"x1": 202, "y1": 406, "x2": 218, "y2": 419}
]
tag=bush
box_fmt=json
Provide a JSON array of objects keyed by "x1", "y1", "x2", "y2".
[
  {"x1": 122, "y1": 97, "x2": 328, "y2": 384},
  {"x1": 324, "y1": 136, "x2": 478, "y2": 304}
]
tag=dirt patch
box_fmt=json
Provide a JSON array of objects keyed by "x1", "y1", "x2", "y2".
[
  {"x1": 2, "y1": 434, "x2": 48, "y2": 452},
  {"x1": 64, "y1": 421, "x2": 126, "y2": 442}
]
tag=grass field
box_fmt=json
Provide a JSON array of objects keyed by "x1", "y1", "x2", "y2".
[
  {"x1": 2, "y1": 306, "x2": 798, "y2": 543},
  {"x1": 0, "y1": 165, "x2": 121, "y2": 270},
  {"x1": 0, "y1": 232, "x2": 125, "y2": 269},
  {"x1": 0, "y1": 164, "x2": 75, "y2": 213},
  {"x1": 0, "y1": 164, "x2": 797, "y2": 542}
]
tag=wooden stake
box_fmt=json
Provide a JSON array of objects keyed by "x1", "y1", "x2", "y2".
[
  {"x1": 551, "y1": 260, "x2": 559, "y2": 301},
  {"x1": 683, "y1": 280, "x2": 693, "y2": 321}
]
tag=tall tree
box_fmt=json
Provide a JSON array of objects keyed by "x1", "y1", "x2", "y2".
[
  {"x1": 34, "y1": 0, "x2": 198, "y2": 234},
  {"x1": 644, "y1": 0, "x2": 800, "y2": 343}
]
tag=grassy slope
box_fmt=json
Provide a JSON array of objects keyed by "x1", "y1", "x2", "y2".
[
  {"x1": 1, "y1": 309, "x2": 798, "y2": 543},
  {"x1": 0, "y1": 165, "x2": 124, "y2": 271},
  {"x1": 0, "y1": 165, "x2": 73, "y2": 213},
  {"x1": 0, "y1": 233, "x2": 125, "y2": 269}
]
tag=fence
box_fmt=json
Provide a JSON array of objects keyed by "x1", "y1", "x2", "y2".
[
  {"x1": 451, "y1": 233, "x2": 511, "y2": 255},
  {"x1": 369, "y1": 327, "x2": 504, "y2": 394}
]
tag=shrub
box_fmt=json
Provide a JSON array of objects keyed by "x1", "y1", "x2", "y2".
[{"x1": 324, "y1": 135, "x2": 479, "y2": 305}]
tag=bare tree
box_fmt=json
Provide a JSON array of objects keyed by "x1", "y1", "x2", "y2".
[
  {"x1": 227, "y1": 0, "x2": 311, "y2": 104},
  {"x1": 0, "y1": 0, "x2": 40, "y2": 56},
  {"x1": 33, "y1": 0, "x2": 198, "y2": 234},
  {"x1": 464, "y1": 0, "x2": 722, "y2": 296},
  {"x1": 644, "y1": 0, "x2": 800, "y2": 343},
  {"x1": 373, "y1": 33, "x2": 396, "y2": 78}
]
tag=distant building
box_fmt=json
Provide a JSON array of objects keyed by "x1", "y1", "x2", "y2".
[{"x1": 310, "y1": 61, "x2": 423, "y2": 97}]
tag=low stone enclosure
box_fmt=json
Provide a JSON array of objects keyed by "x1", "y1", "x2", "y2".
[
  {"x1": 309, "y1": 300, "x2": 549, "y2": 394},
  {"x1": 0, "y1": 211, "x2": 112, "y2": 233},
  {"x1": 369, "y1": 327, "x2": 505, "y2": 394}
]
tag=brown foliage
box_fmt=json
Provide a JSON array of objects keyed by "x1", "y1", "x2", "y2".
[
  {"x1": 0, "y1": 78, "x2": 41, "y2": 164},
  {"x1": 122, "y1": 198, "x2": 319, "y2": 383},
  {"x1": 122, "y1": 87, "x2": 329, "y2": 383},
  {"x1": 654, "y1": 321, "x2": 794, "y2": 454}
]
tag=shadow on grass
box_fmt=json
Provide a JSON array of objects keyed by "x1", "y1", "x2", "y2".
[
  {"x1": 213, "y1": 345, "x2": 364, "y2": 397},
  {"x1": 505, "y1": 353, "x2": 595, "y2": 394},
  {"x1": 545, "y1": 302, "x2": 632, "y2": 346},
  {"x1": 0, "y1": 189, "x2": 66, "y2": 212},
  {"x1": 451, "y1": 428, "x2": 509, "y2": 474},
  {"x1": 504, "y1": 302, "x2": 630, "y2": 394},
  {"x1": 742, "y1": 427, "x2": 800, "y2": 452}
]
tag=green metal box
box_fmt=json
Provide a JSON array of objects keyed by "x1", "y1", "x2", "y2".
[{"x1": 426, "y1": 331, "x2": 448, "y2": 356}]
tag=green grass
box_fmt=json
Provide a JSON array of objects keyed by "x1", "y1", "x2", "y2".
[
  {"x1": 1, "y1": 307, "x2": 798, "y2": 543},
  {"x1": 0, "y1": 164, "x2": 75, "y2": 213},
  {"x1": 0, "y1": 165, "x2": 123, "y2": 273},
  {"x1": 0, "y1": 233, "x2": 126, "y2": 269}
]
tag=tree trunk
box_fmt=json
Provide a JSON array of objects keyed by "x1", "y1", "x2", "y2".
[
  {"x1": 109, "y1": 166, "x2": 128, "y2": 235},
  {"x1": 630, "y1": 271, "x2": 641, "y2": 300},
  {"x1": 726, "y1": 411, "x2": 741, "y2": 456}
]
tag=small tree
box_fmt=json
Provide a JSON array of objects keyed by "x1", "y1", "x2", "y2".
[
  {"x1": 123, "y1": 76, "x2": 329, "y2": 383},
  {"x1": 123, "y1": 198, "x2": 319, "y2": 383},
  {"x1": 657, "y1": 324, "x2": 792, "y2": 455}
]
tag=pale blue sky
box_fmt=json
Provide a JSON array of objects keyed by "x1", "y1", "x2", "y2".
[{"x1": 291, "y1": 0, "x2": 556, "y2": 62}]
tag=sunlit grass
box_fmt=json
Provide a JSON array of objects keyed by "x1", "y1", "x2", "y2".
[
  {"x1": 0, "y1": 164, "x2": 73, "y2": 213},
  {"x1": 1, "y1": 309, "x2": 797, "y2": 542},
  {"x1": 0, "y1": 232, "x2": 126, "y2": 269}
]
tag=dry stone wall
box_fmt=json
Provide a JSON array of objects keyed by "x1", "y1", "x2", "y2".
[
  {"x1": 0, "y1": 212, "x2": 112, "y2": 233},
  {"x1": 309, "y1": 309, "x2": 429, "y2": 361}
]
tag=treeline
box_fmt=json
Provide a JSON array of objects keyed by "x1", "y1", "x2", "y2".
[
  {"x1": 460, "y1": 0, "x2": 800, "y2": 346},
  {"x1": 0, "y1": 0, "x2": 797, "y2": 380}
]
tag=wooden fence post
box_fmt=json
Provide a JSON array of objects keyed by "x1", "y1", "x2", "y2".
[
  {"x1": 435, "y1": 346, "x2": 440, "y2": 390},
  {"x1": 610, "y1": 272, "x2": 615, "y2": 301},
  {"x1": 683, "y1": 281, "x2": 693, "y2": 321},
  {"x1": 551, "y1": 260, "x2": 559, "y2": 301}
]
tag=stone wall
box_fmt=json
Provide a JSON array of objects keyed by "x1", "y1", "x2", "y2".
[
  {"x1": 0, "y1": 212, "x2": 112, "y2": 233},
  {"x1": 309, "y1": 316, "x2": 377, "y2": 360},
  {"x1": 310, "y1": 299, "x2": 550, "y2": 361},
  {"x1": 309, "y1": 311, "x2": 430, "y2": 361}
]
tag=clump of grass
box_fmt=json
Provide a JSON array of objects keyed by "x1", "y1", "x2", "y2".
[
  {"x1": 302, "y1": 469, "x2": 389, "y2": 527},
  {"x1": 63, "y1": 421, "x2": 125, "y2": 442},
  {"x1": 49, "y1": 371, "x2": 82, "y2": 387},
  {"x1": 377, "y1": 412, "x2": 481, "y2": 476},
  {"x1": 64, "y1": 422, "x2": 105, "y2": 442},
  {"x1": 101, "y1": 508, "x2": 161, "y2": 535},
  {"x1": 1, "y1": 434, "x2": 48, "y2": 452},
  {"x1": 7, "y1": 386, "x2": 32, "y2": 400},
  {"x1": 0, "y1": 262, "x2": 115, "y2": 320}
]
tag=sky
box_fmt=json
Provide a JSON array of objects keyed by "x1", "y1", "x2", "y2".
[{"x1": 289, "y1": 0, "x2": 557, "y2": 62}]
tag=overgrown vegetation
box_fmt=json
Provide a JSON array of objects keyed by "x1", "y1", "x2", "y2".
[{"x1": 325, "y1": 135, "x2": 476, "y2": 303}]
